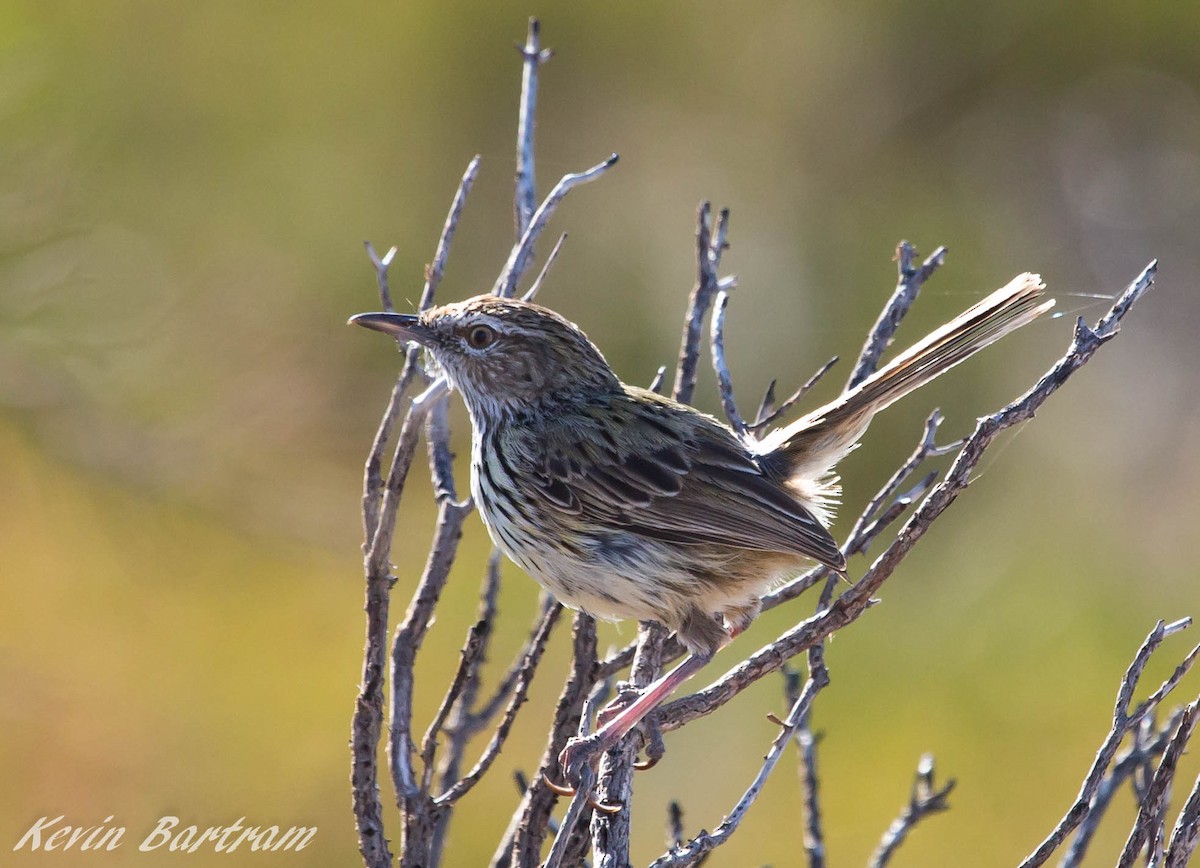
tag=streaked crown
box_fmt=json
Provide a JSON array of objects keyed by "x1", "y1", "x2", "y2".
[{"x1": 355, "y1": 295, "x2": 621, "y2": 420}]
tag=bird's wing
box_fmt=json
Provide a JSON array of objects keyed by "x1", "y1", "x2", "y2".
[{"x1": 509, "y1": 391, "x2": 845, "y2": 570}]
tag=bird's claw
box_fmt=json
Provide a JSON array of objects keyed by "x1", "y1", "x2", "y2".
[
  {"x1": 546, "y1": 736, "x2": 626, "y2": 814},
  {"x1": 557, "y1": 732, "x2": 604, "y2": 788},
  {"x1": 541, "y1": 771, "x2": 576, "y2": 797},
  {"x1": 539, "y1": 771, "x2": 622, "y2": 813}
]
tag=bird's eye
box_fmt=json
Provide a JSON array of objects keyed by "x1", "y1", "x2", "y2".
[{"x1": 465, "y1": 324, "x2": 497, "y2": 349}]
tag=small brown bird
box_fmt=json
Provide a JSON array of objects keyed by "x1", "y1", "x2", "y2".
[{"x1": 352, "y1": 273, "x2": 1052, "y2": 786}]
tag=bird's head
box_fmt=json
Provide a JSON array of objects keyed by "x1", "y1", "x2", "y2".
[{"x1": 351, "y1": 295, "x2": 621, "y2": 419}]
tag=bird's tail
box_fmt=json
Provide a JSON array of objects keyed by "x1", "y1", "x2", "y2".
[{"x1": 757, "y1": 273, "x2": 1053, "y2": 512}]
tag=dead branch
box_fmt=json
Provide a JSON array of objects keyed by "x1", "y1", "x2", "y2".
[
  {"x1": 869, "y1": 754, "x2": 956, "y2": 868},
  {"x1": 1019, "y1": 617, "x2": 1199, "y2": 867}
]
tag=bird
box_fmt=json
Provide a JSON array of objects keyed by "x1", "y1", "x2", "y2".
[{"x1": 351, "y1": 273, "x2": 1053, "y2": 790}]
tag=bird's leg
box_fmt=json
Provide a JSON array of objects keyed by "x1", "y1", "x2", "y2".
[{"x1": 557, "y1": 649, "x2": 716, "y2": 788}]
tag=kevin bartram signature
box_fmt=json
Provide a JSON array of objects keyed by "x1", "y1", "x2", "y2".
[{"x1": 13, "y1": 815, "x2": 317, "y2": 853}]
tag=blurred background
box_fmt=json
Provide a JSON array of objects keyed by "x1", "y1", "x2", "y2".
[{"x1": 2, "y1": 1, "x2": 1198, "y2": 865}]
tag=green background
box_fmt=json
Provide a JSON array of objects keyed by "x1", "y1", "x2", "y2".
[{"x1": 2, "y1": 2, "x2": 1198, "y2": 865}]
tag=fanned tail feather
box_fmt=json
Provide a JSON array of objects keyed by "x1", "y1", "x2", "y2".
[{"x1": 758, "y1": 273, "x2": 1054, "y2": 496}]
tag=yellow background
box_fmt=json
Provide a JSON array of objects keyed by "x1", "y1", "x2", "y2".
[{"x1": 2, "y1": 2, "x2": 1198, "y2": 865}]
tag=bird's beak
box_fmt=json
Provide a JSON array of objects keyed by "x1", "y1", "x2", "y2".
[{"x1": 348, "y1": 311, "x2": 432, "y2": 345}]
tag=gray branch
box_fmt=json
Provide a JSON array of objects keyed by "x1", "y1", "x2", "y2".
[
  {"x1": 1019, "y1": 617, "x2": 1198, "y2": 867},
  {"x1": 649, "y1": 664, "x2": 828, "y2": 867},
  {"x1": 498, "y1": 613, "x2": 598, "y2": 868},
  {"x1": 1063, "y1": 710, "x2": 1183, "y2": 866},
  {"x1": 1166, "y1": 769, "x2": 1200, "y2": 867},
  {"x1": 436, "y1": 603, "x2": 562, "y2": 806},
  {"x1": 1117, "y1": 700, "x2": 1199, "y2": 867},
  {"x1": 847, "y1": 240, "x2": 946, "y2": 389},
  {"x1": 868, "y1": 754, "x2": 956, "y2": 868},
  {"x1": 492, "y1": 154, "x2": 618, "y2": 299},
  {"x1": 709, "y1": 281, "x2": 745, "y2": 435},
  {"x1": 514, "y1": 17, "x2": 550, "y2": 239},
  {"x1": 673, "y1": 202, "x2": 729, "y2": 405}
]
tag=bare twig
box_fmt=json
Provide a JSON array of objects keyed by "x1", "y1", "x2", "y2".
[
  {"x1": 389, "y1": 498, "x2": 471, "y2": 862},
  {"x1": 668, "y1": 801, "x2": 685, "y2": 848},
  {"x1": 1117, "y1": 700, "x2": 1199, "y2": 868},
  {"x1": 364, "y1": 242, "x2": 398, "y2": 312},
  {"x1": 514, "y1": 18, "x2": 550, "y2": 238},
  {"x1": 546, "y1": 683, "x2": 610, "y2": 868},
  {"x1": 649, "y1": 365, "x2": 667, "y2": 394},
  {"x1": 795, "y1": 575, "x2": 838, "y2": 868},
  {"x1": 709, "y1": 280, "x2": 745, "y2": 434},
  {"x1": 649, "y1": 663, "x2": 828, "y2": 867},
  {"x1": 427, "y1": 552, "x2": 503, "y2": 864},
  {"x1": 868, "y1": 754, "x2": 956, "y2": 868},
  {"x1": 591, "y1": 622, "x2": 669, "y2": 865},
  {"x1": 1064, "y1": 710, "x2": 1183, "y2": 866},
  {"x1": 847, "y1": 241, "x2": 947, "y2": 389},
  {"x1": 420, "y1": 620, "x2": 487, "y2": 791},
  {"x1": 748, "y1": 356, "x2": 839, "y2": 435},
  {"x1": 436, "y1": 602, "x2": 563, "y2": 805},
  {"x1": 1167, "y1": 770, "x2": 1200, "y2": 867},
  {"x1": 391, "y1": 501, "x2": 471, "y2": 746},
  {"x1": 1019, "y1": 615, "x2": 1197, "y2": 868},
  {"x1": 499, "y1": 613, "x2": 598, "y2": 868},
  {"x1": 475, "y1": 594, "x2": 558, "y2": 725},
  {"x1": 673, "y1": 203, "x2": 730, "y2": 404},
  {"x1": 423, "y1": 156, "x2": 483, "y2": 311},
  {"x1": 759, "y1": 411, "x2": 952, "y2": 615},
  {"x1": 522, "y1": 232, "x2": 567, "y2": 302},
  {"x1": 492, "y1": 154, "x2": 618, "y2": 298}
]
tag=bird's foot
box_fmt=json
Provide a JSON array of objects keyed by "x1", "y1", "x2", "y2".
[{"x1": 542, "y1": 731, "x2": 622, "y2": 813}]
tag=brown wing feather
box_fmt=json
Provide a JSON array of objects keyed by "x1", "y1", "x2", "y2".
[{"x1": 519, "y1": 389, "x2": 845, "y2": 571}]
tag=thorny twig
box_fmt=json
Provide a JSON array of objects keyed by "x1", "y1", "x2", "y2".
[{"x1": 868, "y1": 754, "x2": 956, "y2": 868}]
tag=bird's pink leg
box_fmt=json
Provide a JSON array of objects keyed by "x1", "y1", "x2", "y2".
[{"x1": 557, "y1": 636, "x2": 733, "y2": 790}]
